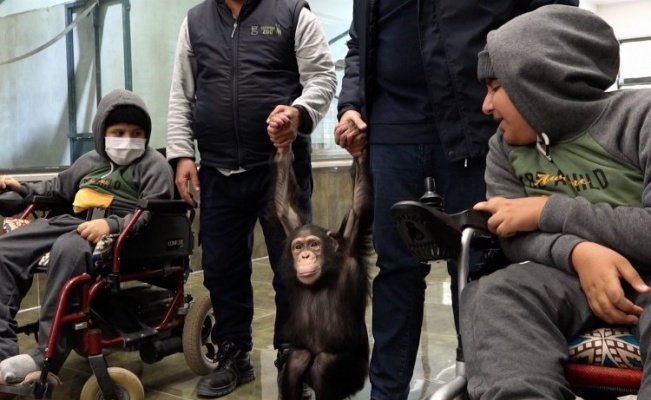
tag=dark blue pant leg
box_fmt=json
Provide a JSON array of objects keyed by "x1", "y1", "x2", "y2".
[
  {"x1": 369, "y1": 143, "x2": 486, "y2": 400},
  {"x1": 369, "y1": 144, "x2": 432, "y2": 400},
  {"x1": 199, "y1": 166, "x2": 262, "y2": 352},
  {"x1": 430, "y1": 156, "x2": 486, "y2": 332}
]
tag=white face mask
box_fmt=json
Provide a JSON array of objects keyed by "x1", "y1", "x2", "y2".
[{"x1": 104, "y1": 137, "x2": 146, "y2": 165}]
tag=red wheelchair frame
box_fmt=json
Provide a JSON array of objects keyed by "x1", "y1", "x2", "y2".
[{"x1": 0, "y1": 192, "x2": 217, "y2": 400}]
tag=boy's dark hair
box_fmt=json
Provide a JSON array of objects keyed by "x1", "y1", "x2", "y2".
[{"x1": 104, "y1": 105, "x2": 151, "y2": 135}]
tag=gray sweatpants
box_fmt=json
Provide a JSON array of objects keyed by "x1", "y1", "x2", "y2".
[
  {"x1": 460, "y1": 262, "x2": 651, "y2": 400},
  {"x1": 0, "y1": 214, "x2": 91, "y2": 373}
]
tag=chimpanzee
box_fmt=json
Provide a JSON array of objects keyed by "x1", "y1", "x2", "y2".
[{"x1": 272, "y1": 148, "x2": 373, "y2": 400}]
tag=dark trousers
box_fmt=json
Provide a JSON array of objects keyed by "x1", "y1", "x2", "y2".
[
  {"x1": 198, "y1": 159, "x2": 312, "y2": 351},
  {"x1": 368, "y1": 143, "x2": 486, "y2": 400},
  {"x1": 0, "y1": 215, "x2": 89, "y2": 373}
]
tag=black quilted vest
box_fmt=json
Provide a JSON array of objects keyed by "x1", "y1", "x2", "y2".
[{"x1": 188, "y1": 0, "x2": 309, "y2": 169}]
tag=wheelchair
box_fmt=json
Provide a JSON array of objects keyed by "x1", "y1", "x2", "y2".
[
  {"x1": 390, "y1": 178, "x2": 642, "y2": 400},
  {"x1": 0, "y1": 190, "x2": 218, "y2": 400}
]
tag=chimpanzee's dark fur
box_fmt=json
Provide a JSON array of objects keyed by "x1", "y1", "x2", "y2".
[{"x1": 272, "y1": 149, "x2": 373, "y2": 400}]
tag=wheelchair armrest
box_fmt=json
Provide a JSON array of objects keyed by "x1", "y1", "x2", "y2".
[
  {"x1": 450, "y1": 209, "x2": 492, "y2": 233},
  {"x1": 0, "y1": 191, "x2": 26, "y2": 217},
  {"x1": 26, "y1": 195, "x2": 70, "y2": 209},
  {"x1": 391, "y1": 201, "x2": 496, "y2": 261},
  {"x1": 136, "y1": 199, "x2": 192, "y2": 214}
]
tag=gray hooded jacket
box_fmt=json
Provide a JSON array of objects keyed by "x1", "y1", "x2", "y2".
[
  {"x1": 480, "y1": 5, "x2": 651, "y2": 275},
  {"x1": 18, "y1": 89, "x2": 174, "y2": 234}
]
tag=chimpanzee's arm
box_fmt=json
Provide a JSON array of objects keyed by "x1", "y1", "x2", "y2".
[
  {"x1": 338, "y1": 152, "x2": 373, "y2": 258},
  {"x1": 273, "y1": 150, "x2": 305, "y2": 235}
]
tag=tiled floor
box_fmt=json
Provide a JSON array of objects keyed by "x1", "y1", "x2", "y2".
[{"x1": 11, "y1": 258, "x2": 457, "y2": 400}]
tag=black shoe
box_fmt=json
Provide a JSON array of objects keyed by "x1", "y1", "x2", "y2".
[
  {"x1": 275, "y1": 345, "x2": 312, "y2": 400},
  {"x1": 196, "y1": 341, "x2": 255, "y2": 398}
]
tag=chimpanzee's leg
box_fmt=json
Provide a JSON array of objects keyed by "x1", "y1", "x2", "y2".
[
  {"x1": 281, "y1": 349, "x2": 312, "y2": 400},
  {"x1": 309, "y1": 352, "x2": 367, "y2": 400}
]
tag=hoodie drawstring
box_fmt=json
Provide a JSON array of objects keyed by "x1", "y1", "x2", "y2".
[{"x1": 535, "y1": 132, "x2": 552, "y2": 162}]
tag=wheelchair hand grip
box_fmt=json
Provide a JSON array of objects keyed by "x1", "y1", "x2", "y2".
[{"x1": 0, "y1": 190, "x2": 27, "y2": 217}]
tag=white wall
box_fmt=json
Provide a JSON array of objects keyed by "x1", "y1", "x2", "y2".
[
  {"x1": 0, "y1": 0, "x2": 351, "y2": 170},
  {"x1": 0, "y1": 0, "x2": 202, "y2": 169},
  {"x1": 586, "y1": 1, "x2": 651, "y2": 89},
  {"x1": 0, "y1": 0, "x2": 70, "y2": 18},
  {"x1": 592, "y1": 0, "x2": 651, "y2": 39},
  {"x1": 579, "y1": 0, "x2": 598, "y2": 12}
]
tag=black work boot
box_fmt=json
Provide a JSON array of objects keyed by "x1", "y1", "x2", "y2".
[
  {"x1": 196, "y1": 341, "x2": 255, "y2": 398},
  {"x1": 275, "y1": 344, "x2": 312, "y2": 400}
]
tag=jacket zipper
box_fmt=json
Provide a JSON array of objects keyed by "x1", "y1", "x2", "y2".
[{"x1": 230, "y1": 20, "x2": 243, "y2": 167}]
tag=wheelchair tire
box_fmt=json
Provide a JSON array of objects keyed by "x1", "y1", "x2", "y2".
[
  {"x1": 182, "y1": 291, "x2": 219, "y2": 375},
  {"x1": 79, "y1": 367, "x2": 144, "y2": 400}
]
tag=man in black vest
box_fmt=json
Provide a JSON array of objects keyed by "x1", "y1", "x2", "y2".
[
  {"x1": 335, "y1": 1, "x2": 578, "y2": 400},
  {"x1": 166, "y1": 0, "x2": 336, "y2": 397}
]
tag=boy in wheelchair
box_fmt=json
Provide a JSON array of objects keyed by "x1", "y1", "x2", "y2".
[
  {"x1": 459, "y1": 5, "x2": 651, "y2": 400},
  {"x1": 0, "y1": 89, "x2": 173, "y2": 385}
]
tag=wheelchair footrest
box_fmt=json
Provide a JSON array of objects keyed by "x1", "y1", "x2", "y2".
[
  {"x1": 15, "y1": 321, "x2": 39, "y2": 336},
  {"x1": 123, "y1": 326, "x2": 159, "y2": 348},
  {"x1": 0, "y1": 371, "x2": 60, "y2": 397}
]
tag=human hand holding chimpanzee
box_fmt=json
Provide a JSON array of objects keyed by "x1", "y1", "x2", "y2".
[{"x1": 267, "y1": 105, "x2": 300, "y2": 154}]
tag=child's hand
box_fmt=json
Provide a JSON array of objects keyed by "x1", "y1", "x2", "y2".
[
  {"x1": 77, "y1": 219, "x2": 111, "y2": 244},
  {"x1": 572, "y1": 241, "x2": 651, "y2": 325},
  {"x1": 0, "y1": 176, "x2": 21, "y2": 192},
  {"x1": 473, "y1": 196, "x2": 548, "y2": 237}
]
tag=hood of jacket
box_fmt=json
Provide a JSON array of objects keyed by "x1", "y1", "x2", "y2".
[
  {"x1": 479, "y1": 5, "x2": 619, "y2": 144},
  {"x1": 91, "y1": 89, "x2": 152, "y2": 161}
]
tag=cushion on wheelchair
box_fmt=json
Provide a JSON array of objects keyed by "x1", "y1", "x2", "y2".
[
  {"x1": 569, "y1": 327, "x2": 642, "y2": 370},
  {"x1": 2, "y1": 217, "x2": 30, "y2": 233}
]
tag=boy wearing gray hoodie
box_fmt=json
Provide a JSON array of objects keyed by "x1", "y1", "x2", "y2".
[
  {"x1": 461, "y1": 5, "x2": 651, "y2": 399},
  {"x1": 0, "y1": 89, "x2": 173, "y2": 384}
]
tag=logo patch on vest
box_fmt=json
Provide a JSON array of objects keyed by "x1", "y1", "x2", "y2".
[{"x1": 251, "y1": 24, "x2": 283, "y2": 37}]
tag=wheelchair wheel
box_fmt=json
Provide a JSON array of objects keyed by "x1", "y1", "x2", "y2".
[
  {"x1": 182, "y1": 291, "x2": 218, "y2": 375},
  {"x1": 79, "y1": 367, "x2": 144, "y2": 400}
]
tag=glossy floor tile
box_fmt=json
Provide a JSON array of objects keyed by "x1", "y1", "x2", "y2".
[{"x1": 12, "y1": 258, "x2": 457, "y2": 400}]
